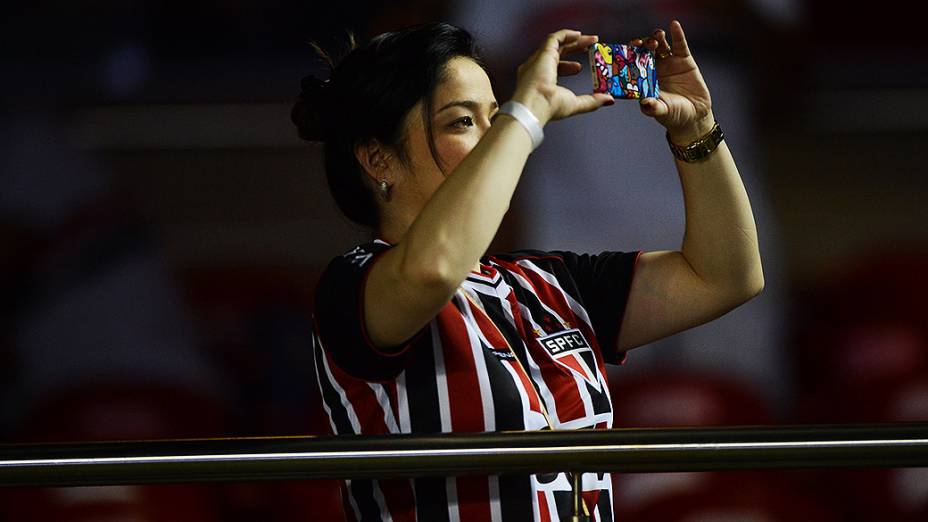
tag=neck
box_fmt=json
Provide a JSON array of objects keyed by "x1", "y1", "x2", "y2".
[{"x1": 376, "y1": 219, "x2": 409, "y2": 247}]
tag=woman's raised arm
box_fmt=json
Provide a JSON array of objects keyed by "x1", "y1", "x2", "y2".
[
  {"x1": 364, "y1": 29, "x2": 614, "y2": 350},
  {"x1": 616, "y1": 21, "x2": 765, "y2": 352}
]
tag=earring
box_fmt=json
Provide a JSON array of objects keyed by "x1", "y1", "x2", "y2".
[{"x1": 378, "y1": 179, "x2": 390, "y2": 200}]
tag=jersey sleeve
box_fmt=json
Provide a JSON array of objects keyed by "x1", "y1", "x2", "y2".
[
  {"x1": 550, "y1": 249, "x2": 642, "y2": 364},
  {"x1": 312, "y1": 241, "x2": 424, "y2": 381}
]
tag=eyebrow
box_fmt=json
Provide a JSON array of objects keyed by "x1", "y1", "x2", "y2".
[{"x1": 437, "y1": 100, "x2": 499, "y2": 114}]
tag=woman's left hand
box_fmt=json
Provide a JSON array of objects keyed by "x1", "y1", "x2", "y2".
[{"x1": 635, "y1": 20, "x2": 714, "y2": 142}]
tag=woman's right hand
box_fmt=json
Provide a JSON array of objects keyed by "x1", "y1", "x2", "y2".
[{"x1": 511, "y1": 29, "x2": 615, "y2": 125}]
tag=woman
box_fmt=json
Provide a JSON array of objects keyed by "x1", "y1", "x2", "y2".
[{"x1": 293, "y1": 20, "x2": 763, "y2": 522}]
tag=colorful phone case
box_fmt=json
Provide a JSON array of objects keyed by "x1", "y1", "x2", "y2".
[{"x1": 589, "y1": 42, "x2": 659, "y2": 99}]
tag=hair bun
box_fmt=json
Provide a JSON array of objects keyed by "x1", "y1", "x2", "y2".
[{"x1": 291, "y1": 74, "x2": 332, "y2": 142}]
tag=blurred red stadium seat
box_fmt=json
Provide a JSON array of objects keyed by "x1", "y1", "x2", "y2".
[
  {"x1": 802, "y1": 374, "x2": 928, "y2": 521},
  {"x1": 609, "y1": 370, "x2": 776, "y2": 517},
  {"x1": 1, "y1": 381, "x2": 229, "y2": 521},
  {"x1": 626, "y1": 472, "x2": 841, "y2": 522},
  {"x1": 788, "y1": 251, "x2": 928, "y2": 520},
  {"x1": 610, "y1": 371, "x2": 773, "y2": 428},
  {"x1": 794, "y1": 250, "x2": 928, "y2": 401},
  {"x1": 16, "y1": 381, "x2": 228, "y2": 442},
  {"x1": 0, "y1": 484, "x2": 223, "y2": 522}
]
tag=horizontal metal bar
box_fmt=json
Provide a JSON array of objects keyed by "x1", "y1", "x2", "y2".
[
  {"x1": 5, "y1": 438, "x2": 928, "y2": 468},
  {"x1": 1, "y1": 423, "x2": 927, "y2": 488}
]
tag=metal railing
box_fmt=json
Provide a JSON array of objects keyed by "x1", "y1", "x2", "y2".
[{"x1": 2, "y1": 423, "x2": 927, "y2": 488}]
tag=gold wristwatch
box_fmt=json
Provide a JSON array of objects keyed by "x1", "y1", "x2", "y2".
[{"x1": 666, "y1": 121, "x2": 724, "y2": 163}]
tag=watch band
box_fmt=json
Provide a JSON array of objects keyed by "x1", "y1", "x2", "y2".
[
  {"x1": 493, "y1": 100, "x2": 544, "y2": 151},
  {"x1": 666, "y1": 121, "x2": 724, "y2": 163}
]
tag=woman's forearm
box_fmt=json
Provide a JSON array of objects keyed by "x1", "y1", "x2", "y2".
[
  {"x1": 399, "y1": 114, "x2": 534, "y2": 288},
  {"x1": 671, "y1": 115, "x2": 764, "y2": 297},
  {"x1": 364, "y1": 30, "x2": 602, "y2": 349},
  {"x1": 364, "y1": 115, "x2": 536, "y2": 349}
]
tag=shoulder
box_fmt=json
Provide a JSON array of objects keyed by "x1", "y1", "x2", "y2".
[
  {"x1": 315, "y1": 240, "x2": 394, "y2": 295},
  {"x1": 322, "y1": 240, "x2": 393, "y2": 274},
  {"x1": 335, "y1": 239, "x2": 393, "y2": 268}
]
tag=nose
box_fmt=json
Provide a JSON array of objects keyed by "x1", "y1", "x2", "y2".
[{"x1": 479, "y1": 114, "x2": 495, "y2": 138}]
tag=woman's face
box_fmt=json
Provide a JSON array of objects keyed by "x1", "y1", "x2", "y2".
[{"x1": 394, "y1": 56, "x2": 498, "y2": 206}]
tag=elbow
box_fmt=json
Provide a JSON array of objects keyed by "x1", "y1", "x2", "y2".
[
  {"x1": 734, "y1": 265, "x2": 765, "y2": 303},
  {"x1": 711, "y1": 256, "x2": 764, "y2": 306},
  {"x1": 737, "y1": 248, "x2": 765, "y2": 300},
  {"x1": 749, "y1": 256, "x2": 766, "y2": 296},
  {"x1": 721, "y1": 280, "x2": 763, "y2": 310}
]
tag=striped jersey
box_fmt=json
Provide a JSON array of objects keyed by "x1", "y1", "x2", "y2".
[{"x1": 312, "y1": 239, "x2": 640, "y2": 521}]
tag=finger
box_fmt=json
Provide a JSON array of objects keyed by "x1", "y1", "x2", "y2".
[
  {"x1": 669, "y1": 20, "x2": 691, "y2": 57},
  {"x1": 560, "y1": 34, "x2": 598, "y2": 56},
  {"x1": 557, "y1": 60, "x2": 583, "y2": 76},
  {"x1": 639, "y1": 96, "x2": 668, "y2": 118},
  {"x1": 653, "y1": 28, "x2": 672, "y2": 56},
  {"x1": 574, "y1": 93, "x2": 615, "y2": 115},
  {"x1": 634, "y1": 36, "x2": 659, "y2": 52},
  {"x1": 543, "y1": 29, "x2": 582, "y2": 54}
]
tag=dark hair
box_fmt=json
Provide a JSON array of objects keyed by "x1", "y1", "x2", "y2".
[{"x1": 291, "y1": 22, "x2": 492, "y2": 229}]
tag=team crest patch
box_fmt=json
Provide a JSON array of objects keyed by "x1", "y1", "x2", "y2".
[{"x1": 537, "y1": 328, "x2": 601, "y2": 390}]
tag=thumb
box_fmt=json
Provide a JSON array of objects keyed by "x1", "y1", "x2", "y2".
[{"x1": 639, "y1": 97, "x2": 668, "y2": 118}]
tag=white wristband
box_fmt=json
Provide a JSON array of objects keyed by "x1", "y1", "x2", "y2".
[{"x1": 494, "y1": 100, "x2": 544, "y2": 151}]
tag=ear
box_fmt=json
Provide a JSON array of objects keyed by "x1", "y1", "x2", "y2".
[{"x1": 354, "y1": 139, "x2": 396, "y2": 185}]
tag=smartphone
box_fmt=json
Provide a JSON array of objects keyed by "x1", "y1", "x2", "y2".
[{"x1": 589, "y1": 42, "x2": 659, "y2": 99}]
